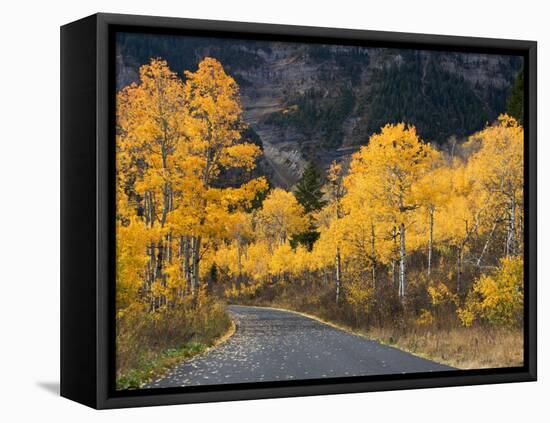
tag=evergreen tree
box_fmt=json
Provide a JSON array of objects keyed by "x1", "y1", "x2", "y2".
[
  {"x1": 291, "y1": 162, "x2": 326, "y2": 250},
  {"x1": 294, "y1": 162, "x2": 326, "y2": 213},
  {"x1": 507, "y1": 68, "x2": 524, "y2": 124}
]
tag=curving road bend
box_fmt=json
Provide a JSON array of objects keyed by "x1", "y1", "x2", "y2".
[{"x1": 144, "y1": 305, "x2": 454, "y2": 388}]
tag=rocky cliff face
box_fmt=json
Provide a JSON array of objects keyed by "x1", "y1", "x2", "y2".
[{"x1": 116, "y1": 33, "x2": 522, "y2": 188}]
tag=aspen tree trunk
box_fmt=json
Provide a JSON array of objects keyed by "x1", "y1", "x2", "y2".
[
  {"x1": 391, "y1": 259, "x2": 397, "y2": 287},
  {"x1": 190, "y1": 235, "x2": 202, "y2": 296},
  {"x1": 177, "y1": 237, "x2": 183, "y2": 299},
  {"x1": 335, "y1": 246, "x2": 341, "y2": 305},
  {"x1": 506, "y1": 197, "x2": 517, "y2": 257},
  {"x1": 167, "y1": 232, "x2": 173, "y2": 264},
  {"x1": 398, "y1": 223, "x2": 406, "y2": 300},
  {"x1": 391, "y1": 226, "x2": 398, "y2": 288},
  {"x1": 189, "y1": 237, "x2": 196, "y2": 295},
  {"x1": 155, "y1": 241, "x2": 163, "y2": 281},
  {"x1": 428, "y1": 207, "x2": 434, "y2": 277},
  {"x1": 161, "y1": 183, "x2": 170, "y2": 226},
  {"x1": 144, "y1": 192, "x2": 151, "y2": 226},
  {"x1": 236, "y1": 237, "x2": 242, "y2": 291},
  {"x1": 159, "y1": 179, "x2": 172, "y2": 307},
  {"x1": 456, "y1": 245, "x2": 463, "y2": 294},
  {"x1": 144, "y1": 192, "x2": 149, "y2": 226},
  {"x1": 146, "y1": 192, "x2": 151, "y2": 225},
  {"x1": 182, "y1": 236, "x2": 191, "y2": 292},
  {"x1": 145, "y1": 243, "x2": 152, "y2": 309},
  {"x1": 195, "y1": 235, "x2": 202, "y2": 290},
  {"x1": 150, "y1": 262, "x2": 157, "y2": 311},
  {"x1": 477, "y1": 221, "x2": 498, "y2": 267},
  {"x1": 157, "y1": 240, "x2": 166, "y2": 307},
  {"x1": 371, "y1": 223, "x2": 376, "y2": 290},
  {"x1": 151, "y1": 242, "x2": 159, "y2": 311},
  {"x1": 153, "y1": 244, "x2": 159, "y2": 281},
  {"x1": 150, "y1": 243, "x2": 155, "y2": 309},
  {"x1": 166, "y1": 233, "x2": 173, "y2": 307}
]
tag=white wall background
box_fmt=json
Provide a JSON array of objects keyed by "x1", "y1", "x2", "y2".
[{"x1": 0, "y1": 0, "x2": 545, "y2": 420}]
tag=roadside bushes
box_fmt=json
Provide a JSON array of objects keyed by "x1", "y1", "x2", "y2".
[
  {"x1": 116, "y1": 293, "x2": 231, "y2": 388},
  {"x1": 459, "y1": 256, "x2": 524, "y2": 328}
]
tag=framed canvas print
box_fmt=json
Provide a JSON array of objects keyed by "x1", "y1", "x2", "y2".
[{"x1": 60, "y1": 13, "x2": 537, "y2": 409}]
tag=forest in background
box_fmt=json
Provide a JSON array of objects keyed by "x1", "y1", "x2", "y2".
[
  {"x1": 116, "y1": 34, "x2": 522, "y2": 189},
  {"x1": 115, "y1": 56, "x2": 525, "y2": 389}
]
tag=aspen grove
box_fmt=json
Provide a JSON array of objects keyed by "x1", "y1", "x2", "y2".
[{"x1": 116, "y1": 57, "x2": 524, "y2": 385}]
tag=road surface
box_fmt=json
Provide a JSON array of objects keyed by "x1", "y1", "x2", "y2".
[{"x1": 144, "y1": 305, "x2": 454, "y2": 388}]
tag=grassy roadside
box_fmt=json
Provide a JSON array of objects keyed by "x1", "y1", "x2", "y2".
[
  {"x1": 116, "y1": 299, "x2": 236, "y2": 390},
  {"x1": 116, "y1": 342, "x2": 206, "y2": 390},
  {"x1": 241, "y1": 302, "x2": 523, "y2": 370},
  {"x1": 365, "y1": 325, "x2": 523, "y2": 369},
  {"x1": 116, "y1": 320, "x2": 236, "y2": 390}
]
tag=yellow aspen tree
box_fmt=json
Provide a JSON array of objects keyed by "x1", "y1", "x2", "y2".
[
  {"x1": 348, "y1": 123, "x2": 438, "y2": 301},
  {"x1": 325, "y1": 161, "x2": 346, "y2": 305},
  {"x1": 224, "y1": 211, "x2": 254, "y2": 291},
  {"x1": 269, "y1": 243, "x2": 295, "y2": 280},
  {"x1": 241, "y1": 240, "x2": 271, "y2": 283},
  {"x1": 343, "y1": 158, "x2": 401, "y2": 291},
  {"x1": 466, "y1": 115, "x2": 524, "y2": 258},
  {"x1": 116, "y1": 58, "x2": 187, "y2": 310},
  {"x1": 179, "y1": 57, "x2": 266, "y2": 295},
  {"x1": 439, "y1": 161, "x2": 487, "y2": 294},
  {"x1": 412, "y1": 163, "x2": 450, "y2": 277},
  {"x1": 256, "y1": 188, "x2": 307, "y2": 248},
  {"x1": 117, "y1": 57, "x2": 266, "y2": 309}
]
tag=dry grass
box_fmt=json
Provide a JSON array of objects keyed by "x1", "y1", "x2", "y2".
[
  {"x1": 238, "y1": 277, "x2": 524, "y2": 370},
  {"x1": 266, "y1": 301, "x2": 523, "y2": 369},
  {"x1": 367, "y1": 325, "x2": 523, "y2": 369},
  {"x1": 253, "y1": 300, "x2": 523, "y2": 370},
  {"x1": 116, "y1": 300, "x2": 232, "y2": 389}
]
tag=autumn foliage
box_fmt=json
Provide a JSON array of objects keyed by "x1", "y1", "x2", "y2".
[
  {"x1": 214, "y1": 116, "x2": 523, "y2": 331},
  {"x1": 116, "y1": 57, "x2": 525, "y2": 383}
]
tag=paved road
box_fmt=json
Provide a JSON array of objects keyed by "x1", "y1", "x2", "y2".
[{"x1": 145, "y1": 305, "x2": 454, "y2": 388}]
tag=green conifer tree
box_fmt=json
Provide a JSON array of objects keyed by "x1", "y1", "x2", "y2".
[
  {"x1": 294, "y1": 162, "x2": 326, "y2": 213},
  {"x1": 507, "y1": 68, "x2": 524, "y2": 124},
  {"x1": 292, "y1": 162, "x2": 326, "y2": 250}
]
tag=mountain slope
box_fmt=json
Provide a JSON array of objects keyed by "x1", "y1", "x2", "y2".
[{"x1": 116, "y1": 33, "x2": 522, "y2": 188}]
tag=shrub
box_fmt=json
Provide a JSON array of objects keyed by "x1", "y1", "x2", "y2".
[
  {"x1": 459, "y1": 256, "x2": 523, "y2": 328},
  {"x1": 116, "y1": 295, "x2": 231, "y2": 386}
]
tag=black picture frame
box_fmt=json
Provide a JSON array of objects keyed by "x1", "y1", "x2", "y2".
[{"x1": 61, "y1": 12, "x2": 537, "y2": 409}]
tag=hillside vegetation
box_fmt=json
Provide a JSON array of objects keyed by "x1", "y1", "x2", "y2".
[
  {"x1": 116, "y1": 34, "x2": 522, "y2": 187},
  {"x1": 115, "y1": 56, "x2": 525, "y2": 387}
]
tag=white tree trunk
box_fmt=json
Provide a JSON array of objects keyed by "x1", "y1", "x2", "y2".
[
  {"x1": 398, "y1": 223, "x2": 406, "y2": 300},
  {"x1": 428, "y1": 207, "x2": 434, "y2": 277},
  {"x1": 477, "y1": 221, "x2": 498, "y2": 267},
  {"x1": 371, "y1": 223, "x2": 376, "y2": 290},
  {"x1": 190, "y1": 236, "x2": 201, "y2": 296},
  {"x1": 236, "y1": 237, "x2": 242, "y2": 291},
  {"x1": 335, "y1": 246, "x2": 341, "y2": 305},
  {"x1": 183, "y1": 236, "x2": 191, "y2": 293},
  {"x1": 391, "y1": 226, "x2": 398, "y2": 288},
  {"x1": 506, "y1": 196, "x2": 517, "y2": 256}
]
